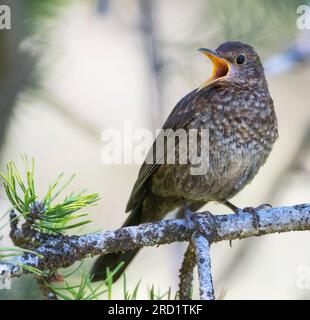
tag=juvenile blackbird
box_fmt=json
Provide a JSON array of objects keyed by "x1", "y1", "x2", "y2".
[{"x1": 91, "y1": 41, "x2": 278, "y2": 282}]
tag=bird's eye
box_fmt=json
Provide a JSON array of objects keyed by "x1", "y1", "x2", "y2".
[{"x1": 235, "y1": 54, "x2": 246, "y2": 65}]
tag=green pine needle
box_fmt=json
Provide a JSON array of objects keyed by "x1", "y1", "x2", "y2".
[{"x1": 0, "y1": 157, "x2": 100, "y2": 234}]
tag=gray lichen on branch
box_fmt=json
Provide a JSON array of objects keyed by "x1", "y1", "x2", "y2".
[{"x1": 192, "y1": 232, "x2": 214, "y2": 300}]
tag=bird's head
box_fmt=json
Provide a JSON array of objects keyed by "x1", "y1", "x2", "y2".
[{"x1": 198, "y1": 41, "x2": 267, "y2": 89}]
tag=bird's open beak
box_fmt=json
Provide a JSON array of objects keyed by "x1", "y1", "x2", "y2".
[{"x1": 198, "y1": 48, "x2": 230, "y2": 89}]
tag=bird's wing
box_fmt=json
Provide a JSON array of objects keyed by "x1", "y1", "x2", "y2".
[{"x1": 126, "y1": 89, "x2": 204, "y2": 212}]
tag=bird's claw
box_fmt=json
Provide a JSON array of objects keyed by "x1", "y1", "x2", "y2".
[
  {"x1": 229, "y1": 202, "x2": 272, "y2": 229},
  {"x1": 243, "y1": 203, "x2": 273, "y2": 228},
  {"x1": 255, "y1": 203, "x2": 273, "y2": 211},
  {"x1": 240, "y1": 203, "x2": 273, "y2": 229},
  {"x1": 184, "y1": 208, "x2": 217, "y2": 240},
  {"x1": 241, "y1": 207, "x2": 260, "y2": 229}
]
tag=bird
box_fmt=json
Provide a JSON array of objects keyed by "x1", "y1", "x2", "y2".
[{"x1": 91, "y1": 41, "x2": 278, "y2": 282}]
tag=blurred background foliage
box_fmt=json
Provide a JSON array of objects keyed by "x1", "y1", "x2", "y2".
[
  {"x1": 206, "y1": 0, "x2": 304, "y2": 53},
  {"x1": 0, "y1": 0, "x2": 310, "y2": 299}
]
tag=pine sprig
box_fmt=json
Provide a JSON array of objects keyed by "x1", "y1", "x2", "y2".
[
  {"x1": 0, "y1": 157, "x2": 100, "y2": 234},
  {"x1": 49, "y1": 272, "x2": 107, "y2": 300},
  {"x1": 48, "y1": 262, "x2": 125, "y2": 300}
]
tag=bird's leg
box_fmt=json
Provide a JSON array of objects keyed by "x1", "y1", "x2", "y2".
[
  {"x1": 222, "y1": 199, "x2": 259, "y2": 247},
  {"x1": 183, "y1": 206, "x2": 217, "y2": 240},
  {"x1": 224, "y1": 199, "x2": 259, "y2": 228},
  {"x1": 222, "y1": 200, "x2": 273, "y2": 230},
  {"x1": 222, "y1": 200, "x2": 239, "y2": 213}
]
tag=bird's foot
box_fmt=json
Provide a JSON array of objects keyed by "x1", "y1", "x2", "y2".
[
  {"x1": 184, "y1": 208, "x2": 217, "y2": 240},
  {"x1": 223, "y1": 200, "x2": 272, "y2": 245},
  {"x1": 241, "y1": 207, "x2": 260, "y2": 229},
  {"x1": 243, "y1": 203, "x2": 273, "y2": 229},
  {"x1": 255, "y1": 203, "x2": 273, "y2": 211},
  {"x1": 223, "y1": 200, "x2": 260, "y2": 228},
  {"x1": 239, "y1": 203, "x2": 273, "y2": 229},
  {"x1": 223, "y1": 200, "x2": 273, "y2": 229}
]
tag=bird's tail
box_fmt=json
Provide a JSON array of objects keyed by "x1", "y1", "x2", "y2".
[{"x1": 90, "y1": 204, "x2": 143, "y2": 283}]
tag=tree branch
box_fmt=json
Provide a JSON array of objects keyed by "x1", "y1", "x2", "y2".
[
  {"x1": 1, "y1": 203, "x2": 310, "y2": 299},
  {"x1": 178, "y1": 242, "x2": 196, "y2": 299},
  {"x1": 192, "y1": 232, "x2": 214, "y2": 300}
]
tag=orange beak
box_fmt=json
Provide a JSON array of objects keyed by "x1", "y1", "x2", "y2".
[{"x1": 198, "y1": 48, "x2": 230, "y2": 89}]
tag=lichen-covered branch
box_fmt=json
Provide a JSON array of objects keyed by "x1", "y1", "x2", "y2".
[
  {"x1": 1, "y1": 203, "x2": 310, "y2": 298},
  {"x1": 178, "y1": 242, "x2": 196, "y2": 300},
  {"x1": 192, "y1": 232, "x2": 214, "y2": 300}
]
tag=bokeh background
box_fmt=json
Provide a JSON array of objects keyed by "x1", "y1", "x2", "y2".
[{"x1": 1, "y1": 0, "x2": 310, "y2": 299}]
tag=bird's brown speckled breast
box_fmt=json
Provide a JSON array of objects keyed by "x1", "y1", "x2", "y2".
[{"x1": 151, "y1": 84, "x2": 278, "y2": 203}]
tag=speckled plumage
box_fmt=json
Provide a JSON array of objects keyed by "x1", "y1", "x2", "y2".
[
  {"x1": 91, "y1": 41, "x2": 278, "y2": 282},
  {"x1": 151, "y1": 84, "x2": 277, "y2": 205}
]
